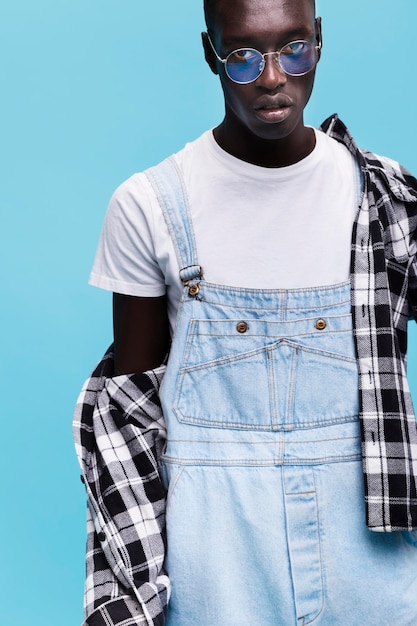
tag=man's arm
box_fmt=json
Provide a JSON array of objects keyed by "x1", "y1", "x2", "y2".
[{"x1": 113, "y1": 294, "x2": 170, "y2": 375}]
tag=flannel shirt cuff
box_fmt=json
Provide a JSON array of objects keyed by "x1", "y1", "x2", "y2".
[{"x1": 83, "y1": 583, "x2": 167, "y2": 626}]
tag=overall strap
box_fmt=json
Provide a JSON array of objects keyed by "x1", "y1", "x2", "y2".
[{"x1": 145, "y1": 155, "x2": 203, "y2": 284}]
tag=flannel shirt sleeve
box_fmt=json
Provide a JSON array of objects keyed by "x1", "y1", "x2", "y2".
[
  {"x1": 388, "y1": 161, "x2": 417, "y2": 323},
  {"x1": 73, "y1": 345, "x2": 170, "y2": 626}
]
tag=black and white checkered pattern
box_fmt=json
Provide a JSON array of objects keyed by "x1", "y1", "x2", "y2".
[
  {"x1": 73, "y1": 345, "x2": 169, "y2": 625},
  {"x1": 322, "y1": 115, "x2": 417, "y2": 531},
  {"x1": 74, "y1": 116, "x2": 417, "y2": 624}
]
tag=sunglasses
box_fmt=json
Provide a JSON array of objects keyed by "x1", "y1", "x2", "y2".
[{"x1": 207, "y1": 33, "x2": 321, "y2": 84}]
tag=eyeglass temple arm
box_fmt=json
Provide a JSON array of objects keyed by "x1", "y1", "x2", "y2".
[{"x1": 206, "y1": 32, "x2": 227, "y2": 64}]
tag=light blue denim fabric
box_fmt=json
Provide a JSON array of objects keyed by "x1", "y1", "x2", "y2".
[{"x1": 146, "y1": 158, "x2": 417, "y2": 626}]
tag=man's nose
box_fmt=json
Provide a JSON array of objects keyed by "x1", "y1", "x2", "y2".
[{"x1": 257, "y1": 53, "x2": 287, "y2": 89}]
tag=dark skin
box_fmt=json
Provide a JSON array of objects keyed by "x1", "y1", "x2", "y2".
[
  {"x1": 113, "y1": 0, "x2": 321, "y2": 374},
  {"x1": 113, "y1": 293, "x2": 169, "y2": 374},
  {"x1": 203, "y1": 0, "x2": 321, "y2": 167}
]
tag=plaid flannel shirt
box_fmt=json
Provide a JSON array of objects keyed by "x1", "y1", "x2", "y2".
[
  {"x1": 73, "y1": 115, "x2": 417, "y2": 625},
  {"x1": 73, "y1": 345, "x2": 169, "y2": 625},
  {"x1": 321, "y1": 115, "x2": 417, "y2": 531}
]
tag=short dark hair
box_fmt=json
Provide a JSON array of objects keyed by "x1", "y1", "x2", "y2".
[
  {"x1": 204, "y1": 0, "x2": 316, "y2": 31},
  {"x1": 203, "y1": 0, "x2": 216, "y2": 30}
]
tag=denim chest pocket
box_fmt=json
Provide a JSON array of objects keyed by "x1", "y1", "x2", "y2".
[
  {"x1": 285, "y1": 341, "x2": 359, "y2": 428},
  {"x1": 173, "y1": 318, "x2": 359, "y2": 431}
]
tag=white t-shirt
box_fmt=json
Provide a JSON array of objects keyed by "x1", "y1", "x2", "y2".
[{"x1": 90, "y1": 128, "x2": 358, "y2": 331}]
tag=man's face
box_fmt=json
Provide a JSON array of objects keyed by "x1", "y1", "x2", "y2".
[{"x1": 204, "y1": 0, "x2": 320, "y2": 146}]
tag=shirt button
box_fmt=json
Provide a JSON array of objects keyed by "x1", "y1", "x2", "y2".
[
  {"x1": 188, "y1": 284, "x2": 200, "y2": 297},
  {"x1": 315, "y1": 319, "x2": 327, "y2": 331},
  {"x1": 97, "y1": 531, "x2": 106, "y2": 542},
  {"x1": 236, "y1": 321, "x2": 249, "y2": 334}
]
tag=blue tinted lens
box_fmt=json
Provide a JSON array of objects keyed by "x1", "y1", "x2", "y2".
[
  {"x1": 224, "y1": 41, "x2": 317, "y2": 84},
  {"x1": 279, "y1": 41, "x2": 316, "y2": 76},
  {"x1": 225, "y1": 49, "x2": 264, "y2": 83}
]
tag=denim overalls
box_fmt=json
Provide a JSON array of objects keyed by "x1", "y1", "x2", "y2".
[{"x1": 146, "y1": 158, "x2": 417, "y2": 626}]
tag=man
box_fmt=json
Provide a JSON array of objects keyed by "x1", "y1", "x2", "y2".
[{"x1": 74, "y1": 0, "x2": 417, "y2": 624}]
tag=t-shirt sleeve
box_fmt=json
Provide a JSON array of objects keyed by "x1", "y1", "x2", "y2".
[{"x1": 89, "y1": 173, "x2": 167, "y2": 297}]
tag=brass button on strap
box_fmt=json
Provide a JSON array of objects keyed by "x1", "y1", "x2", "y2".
[
  {"x1": 236, "y1": 321, "x2": 249, "y2": 334},
  {"x1": 315, "y1": 319, "x2": 327, "y2": 331},
  {"x1": 188, "y1": 284, "x2": 200, "y2": 297}
]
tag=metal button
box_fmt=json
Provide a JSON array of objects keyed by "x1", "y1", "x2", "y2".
[
  {"x1": 188, "y1": 284, "x2": 200, "y2": 297},
  {"x1": 315, "y1": 319, "x2": 327, "y2": 331},
  {"x1": 236, "y1": 321, "x2": 249, "y2": 334}
]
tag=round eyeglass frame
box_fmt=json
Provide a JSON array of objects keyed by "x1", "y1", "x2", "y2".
[{"x1": 206, "y1": 32, "x2": 321, "y2": 85}]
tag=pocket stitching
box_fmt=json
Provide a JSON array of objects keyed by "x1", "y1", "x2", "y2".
[{"x1": 281, "y1": 339, "x2": 357, "y2": 364}]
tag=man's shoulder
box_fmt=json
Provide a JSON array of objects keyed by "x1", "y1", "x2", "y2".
[
  {"x1": 320, "y1": 113, "x2": 417, "y2": 201},
  {"x1": 109, "y1": 129, "x2": 212, "y2": 203},
  {"x1": 150, "y1": 129, "x2": 212, "y2": 175},
  {"x1": 359, "y1": 148, "x2": 417, "y2": 208}
]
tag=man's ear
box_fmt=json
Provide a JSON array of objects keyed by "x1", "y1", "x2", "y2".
[
  {"x1": 315, "y1": 17, "x2": 322, "y2": 60},
  {"x1": 202, "y1": 32, "x2": 219, "y2": 75}
]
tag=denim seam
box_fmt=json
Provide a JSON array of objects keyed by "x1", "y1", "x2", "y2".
[
  {"x1": 173, "y1": 414, "x2": 360, "y2": 431},
  {"x1": 303, "y1": 469, "x2": 325, "y2": 625},
  {"x1": 179, "y1": 338, "x2": 357, "y2": 374},
  {"x1": 161, "y1": 454, "x2": 362, "y2": 466},
  {"x1": 286, "y1": 345, "x2": 298, "y2": 429},
  {"x1": 165, "y1": 465, "x2": 185, "y2": 500},
  {"x1": 181, "y1": 319, "x2": 196, "y2": 368},
  {"x1": 182, "y1": 280, "x2": 351, "y2": 296},
  {"x1": 277, "y1": 414, "x2": 360, "y2": 430},
  {"x1": 164, "y1": 436, "x2": 361, "y2": 444},
  {"x1": 267, "y1": 346, "x2": 277, "y2": 430},
  {"x1": 189, "y1": 297, "x2": 352, "y2": 312},
  {"x1": 187, "y1": 329, "x2": 354, "y2": 339},
  {"x1": 178, "y1": 344, "x2": 272, "y2": 372}
]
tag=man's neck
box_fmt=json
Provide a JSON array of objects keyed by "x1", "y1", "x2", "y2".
[{"x1": 213, "y1": 119, "x2": 316, "y2": 168}]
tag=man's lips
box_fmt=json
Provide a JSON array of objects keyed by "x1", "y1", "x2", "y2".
[
  {"x1": 254, "y1": 95, "x2": 293, "y2": 111},
  {"x1": 254, "y1": 96, "x2": 293, "y2": 123}
]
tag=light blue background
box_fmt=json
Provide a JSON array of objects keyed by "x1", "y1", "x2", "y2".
[{"x1": 1, "y1": 1, "x2": 416, "y2": 624}]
